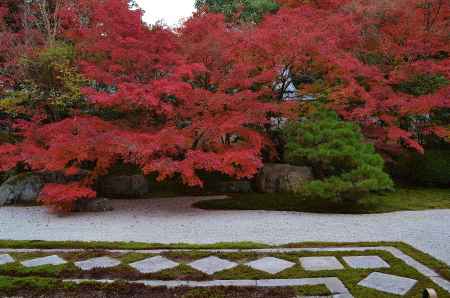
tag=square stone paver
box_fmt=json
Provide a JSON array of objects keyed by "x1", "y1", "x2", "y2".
[
  {"x1": 300, "y1": 257, "x2": 344, "y2": 271},
  {"x1": 130, "y1": 256, "x2": 179, "y2": 274},
  {"x1": 343, "y1": 256, "x2": 390, "y2": 269},
  {"x1": 246, "y1": 257, "x2": 295, "y2": 274},
  {"x1": 188, "y1": 256, "x2": 238, "y2": 275},
  {"x1": 358, "y1": 272, "x2": 418, "y2": 295},
  {"x1": 0, "y1": 254, "x2": 15, "y2": 265},
  {"x1": 75, "y1": 256, "x2": 121, "y2": 271},
  {"x1": 21, "y1": 255, "x2": 67, "y2": 268}
]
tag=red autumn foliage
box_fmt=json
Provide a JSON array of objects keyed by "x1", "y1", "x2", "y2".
[
  {"x1": 0, "y1": 0, "x2": 279, "y2": 210},
  {"x1": 250, "y1": 1, "x2": 450, "y2": 153},
  {"x1": 39, "y1": 183, "x2": 96, "y2": 212},
  {"x1": 0, "y1": 1, "x2": 25, "y2": 92},
  {"x1": 0, "y1": 0, "x2": 449, "y2": 211}
]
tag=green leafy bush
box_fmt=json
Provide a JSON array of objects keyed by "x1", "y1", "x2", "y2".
[
  {"x1": 394, "y1": 74, "x2": 449, "y2": 96},
  {"x1": 195, "y1": 0, "x2": 279, "y2": 23},
  {"x1": 393, "y1": 149, "x2": 450, "y2": 187},
  {"x1": 283, "y1": 110, "x2": 394, "y2": 202},
  {"x1": 0, "y1": 43, "x2": 87, "y2": 121}
]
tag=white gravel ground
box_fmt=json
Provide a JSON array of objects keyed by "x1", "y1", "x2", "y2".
[{"x1": 1, "y1": 196, "x2": 449, "y2": 266}]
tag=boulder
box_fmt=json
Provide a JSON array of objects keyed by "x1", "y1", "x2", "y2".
[
  {"x1": 0, "y1": 173, "x2": 43, "y2": 206},
  {"x1": 97, "y1": 175, "x2": 149, "y2": 198},
  {"x1": 256, "y1": 163, "x2": 313, "y2": 193},
  {"x1": 74, "y1": 198, "x2": 114, "y2": 212},
  {"x1": 217, "y1": 181, "x2": 253, "y2": 193}
]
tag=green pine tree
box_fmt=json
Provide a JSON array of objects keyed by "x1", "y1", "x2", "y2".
[{"x1": 283, "y1": 109, "x2": 394, "y2": 203}]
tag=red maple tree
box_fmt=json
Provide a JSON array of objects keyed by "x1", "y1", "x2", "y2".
[
  {"x1": 0, "y1": 0, "x2": 448, "y2": 211},
  {"x1": 0, "y1": 0, "x2": 280, "y2": 210},
  {"x1": 239, "y1": 1, "x2": 450, "y2": 154}
]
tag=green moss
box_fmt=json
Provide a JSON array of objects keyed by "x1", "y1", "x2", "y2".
[
  {"x1": 159, "y1": 264, "x2": 205, "y2": 280},
  {"x1": 0, "y1": 240, "x2": 270, "y2": 250},
  {"x1": 119, "y1": 253, "x2": 155, "y2": 264},
  {"x1": 0, "y1": 261, "x2": 77, "y2": 278},
  {"x1": 294, "y1": 284, "x2": 330, "y2": 296},
  {"x1": 194, "y1": 187, "x2": 450, "y2": 214},
  {"x1": 0, "y1": 275, "x2": 61, "y2": 291}
]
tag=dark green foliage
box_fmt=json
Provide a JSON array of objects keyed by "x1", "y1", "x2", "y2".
[
  {"x1": 195, "y1": 0, "x2": 279, "y2": 23},
  {"x1": 357, "y1": 51, "x2": 397, "y2": 66},
  {"x1": 393, "y1": 149, "x2": 450, "y2": 187},
  {"x1": 394, "y1": 74, "x2": 449, "y2": 96},
  {"x1": 283, "y1": 110, "x2": 394, "y2": 202},
  {"x1": 106, "y1": 162, "x2": 143, "y2": 176}
]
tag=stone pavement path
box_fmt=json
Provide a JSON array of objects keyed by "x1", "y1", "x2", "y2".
[
  {"x1": 1, "y1": 196, "x2": 449, "y2": 266},
  {"x1": 1, "y1": 246, "x2": 450, "y2": 297}
]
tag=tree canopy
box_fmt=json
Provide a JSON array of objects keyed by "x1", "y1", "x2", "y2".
[
  {"x1": 195, "y1": 0, "x2": 279, "y2": 23},
  {"x1": 0, "y1": 0, "x2": 449, "y2": 210}
]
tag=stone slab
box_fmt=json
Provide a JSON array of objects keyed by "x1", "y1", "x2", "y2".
[
  {"x1": 430, "y1": 276, "x2": 450, "y2": 293},
  {"x1": 343, "y1": 256, "x2": 390, "y2": 269},
  {"x1": 246, "y1": 257, "x2": 295, "y2": 274},
  {"x1": 188, "y1": 256, "x2": 238, "y2": 275},
  {"x1": 190, "y1": 280, "x2": 257, "y2": 287},
  {"x1": 21, "y1": 255, "x2": 67, "y2": 267},
  {"x1": 137, "y1": 280, "x2": 190, "y2": 288},
  {"x1": 300, "y1": 257, "x2": 344, "y2": 271},
  {"x1": 129, "y1": 256, "x2": 179, "y2": 274},
  {"x1": 257, "y1": 277, "x2": 352, "y2": 297},
  {"x1": 358, "y1": 272, "x2": 417, "y2": 295},
  {"x1": 257, "y1": 278, "x2": 320, "y2": 287},
  {"x1": 0, "y1": 254, "x2": 15, "y2": 265},
  {"x1": 384, "y1": 247, "x2": 439, "y2": 277},
  {"x1": 75, "y1": 256, "x2": 121, "y2": 271}
]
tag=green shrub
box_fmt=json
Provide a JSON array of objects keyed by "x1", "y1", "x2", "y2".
[
  {"x1": 1, "y1": 43, "x2": 88, "y2": 121},
  {"x1": 195, "y1": 0, "x2": 279, "y2": 23},
  {"x1": 393, "y1": 149, "x2": 450, "y2": 187},
  {"x1": 394, "y1": 74, "x2": 449, "y2": 96},
  {"x1": 283, "y1": 110, "x2": 394, "y2": 202}
]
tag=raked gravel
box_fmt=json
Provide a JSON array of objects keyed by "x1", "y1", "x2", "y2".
[{"x1": 0, "y1": 196, "x2": 449, "y2": 266}]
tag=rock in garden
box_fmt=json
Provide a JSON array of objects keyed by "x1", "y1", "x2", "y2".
[
  {"x1": 255, "y1": 163, "x2": 313, "y2": 193},
  {"x1": 74, "y1": 198, "x2": 114, "y2": 212},
  {"x1": 97, "y1": 175, "x2": 149, "y2": 198},
  {"x1": 217, "y1": 181, "x2": 253, "y2": 193},
  {"x1": 0, "y1": 173, "x2": 43, "y2": 206}
]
